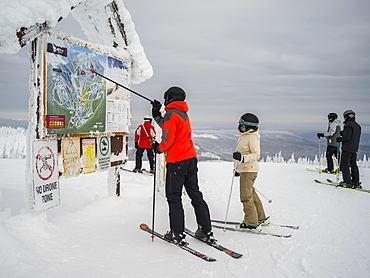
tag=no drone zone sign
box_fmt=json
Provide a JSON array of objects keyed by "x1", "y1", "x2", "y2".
[{"x1": 33, "y1": 140, "x2": 60, "y2": 211}]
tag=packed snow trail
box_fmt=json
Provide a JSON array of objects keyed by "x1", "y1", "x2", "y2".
[{"x1": 1, "y1": 159, "x2": 370, "y2": 277}]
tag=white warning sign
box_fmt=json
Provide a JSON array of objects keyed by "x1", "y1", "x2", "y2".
[{"x1": 33, "y1": 140, "x2": 60, "y2": 211}]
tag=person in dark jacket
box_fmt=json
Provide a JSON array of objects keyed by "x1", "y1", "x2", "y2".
[
  {"x1": 151, "y1": 86, "x2": 215, "y2": 246},
  {"x1": 337, "y1": 110, "x2": 362, "y2": 188},
  {"x1": 317, "y1": 113, "x2": 341, "y2": 173}
]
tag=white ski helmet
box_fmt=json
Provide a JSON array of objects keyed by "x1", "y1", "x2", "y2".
[{"x1": 143, "y1": 115, "x2": 152, "y2": 122}]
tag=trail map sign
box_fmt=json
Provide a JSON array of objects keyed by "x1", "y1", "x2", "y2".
[
  {"x1": 33, "y1": 140, "x2": 60, "y2": 211},
  {"x1": 44, "y1": 33, "x2": 131, "y2": 137}
]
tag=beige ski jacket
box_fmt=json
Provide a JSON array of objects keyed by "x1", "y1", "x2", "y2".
[{"x1": 234, "y1": 129, "x2": 260, "y2": 173}]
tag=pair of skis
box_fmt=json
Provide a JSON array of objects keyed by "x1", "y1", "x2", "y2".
[
  {"x1": 307, "y1": 167, "x2": 363, "y2": 177},
  {"x1": 140, "y1": 223, "x2": 241, "y2": 262},
  {"x1": 211, "y1": 219, "x2": 297, "y2": 238},
  {"x1": 306, "y1": 167, "x2": 339, "y2": 175},
  {"x1": 121, "y1": 168, "x2": 153, "y2": 176},
  {"x1": 141, "y1": 218, "x2": 299, "y2": 261},
  {"x1": 314, "y1": 178, "x2": 370, "y2": 193}
]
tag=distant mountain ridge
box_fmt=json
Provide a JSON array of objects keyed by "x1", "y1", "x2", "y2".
[
  {"x1": 1, "y1": 126, "x2": 369, "y2": 163},
  {"x1": 191, "y1": 129, "x2": 370, "y2": 162}
]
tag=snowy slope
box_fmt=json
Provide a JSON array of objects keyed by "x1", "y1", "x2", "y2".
[{"x1": 1, "y1": 159, "x2": 370, "y2": 277}]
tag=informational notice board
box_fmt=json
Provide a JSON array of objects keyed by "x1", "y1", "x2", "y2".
[{"x1": 28, "y1": 31, "x2": 131, "y2": 212}]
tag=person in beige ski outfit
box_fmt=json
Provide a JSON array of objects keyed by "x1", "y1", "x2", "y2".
[{"x1": 233, "y1": 113, "x2": 267, "y2": 230}]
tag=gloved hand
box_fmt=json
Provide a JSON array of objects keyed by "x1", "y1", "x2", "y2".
[
  {"x1": 233, "y1": 151, "x2": 243, "y2": 162},
  {"x1": 152, "y1": 141, "x2": 162, "y2": 154},
  {"x1": 234, "y1": 171, "x2": 240, "y2": 177},
  {"x1": 316, "y1": 133, "x2": 324, "y2": 139},
  {"x1": 134, "y1": 142, "x2": 139, "y2": 149},
  {"x1": 151, "y1": 99, "x2": 162, "y2": 118},
  {"x1": 336, "y1": 137, "x2": 343, "y2": 142}
]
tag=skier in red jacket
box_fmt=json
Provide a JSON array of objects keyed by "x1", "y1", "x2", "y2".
[
  {"x1": 133, "y1": 115, "x2": 156, "y2": 173},
  {"x1": 151, "y1": 86, "x2": 215, "y2": 246}
]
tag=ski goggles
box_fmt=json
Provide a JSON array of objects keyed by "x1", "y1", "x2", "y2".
[{"x1": 238, "y1": 118, "x2": 259, "y2": 126}]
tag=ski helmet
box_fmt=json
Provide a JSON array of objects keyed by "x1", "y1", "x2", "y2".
[
  {"x1": 327, "y1": 112, "x2": 338, "y2": 122},
  {"x1": 238, "y1": 113, "x2": 259, "y2": 132},
  {"x1": 143, "y1": 115, "x2": 152, "y2": 122},
  {"x1": 164, "y1": 86, "x2": 186, "y2": 105},
  {"x1": 343, "y1": 109, "x2": 355, "y2": 119}
]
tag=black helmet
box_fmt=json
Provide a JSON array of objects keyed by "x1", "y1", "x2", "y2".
[
  {"x1": 164, "y1": 86, "x2": 186, "y2": 105},
  {"x1": 343, "y1": 109, "x2": 355, "y2": 119},
  {"x1": 238, "y1": 113, "x2": 259, "y2": 132},
  {"x1": 327, "y1": 112, "x2": 338, "y2": 122}
]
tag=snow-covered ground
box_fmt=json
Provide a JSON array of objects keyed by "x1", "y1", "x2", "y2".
[{"x1": 1, "y1": 158, "x2": 370, "y2": 277}]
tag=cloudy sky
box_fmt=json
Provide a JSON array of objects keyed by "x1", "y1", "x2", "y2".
[{"x1": 0, "y1": 0, "x2": 369, "y2": 133}]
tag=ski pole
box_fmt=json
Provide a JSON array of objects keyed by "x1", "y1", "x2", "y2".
[
  {"x1": 224, "y1": 161, "x2": 241, "y2": 231},
  {"x1": 151, "y1": 153, "x2": 157, "y2": 241},
  {"x1": 318, "y1": 138, "x2": 321, "y2": 172},
  {"x1": 90, "y1": 70, "x2": 153, "y2": 103},
  {"x1": 128, "y1": 147, "x2": 136, "y2": 160},
  {"x1": 255, "y1": 188, "x2": 272, "y2": 203},
  {"x1": 224, "y1": 169, "x2": 236, "y2": 231},
  {"x1": 336, "y1": 142, "x2": 342, "y2": 183}
]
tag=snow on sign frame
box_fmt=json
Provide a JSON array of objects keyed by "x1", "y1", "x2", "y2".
[{"x1": 42, "y1": 31, "x2": 131, "y2": 138}]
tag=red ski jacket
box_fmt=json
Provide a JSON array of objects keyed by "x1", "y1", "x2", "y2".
[
  {"x1": 134, "y1": 121, "x2": 156, "y2": 149},
  {"x1": 158, "y1": 101, "x2": 196, "y2": 163}
]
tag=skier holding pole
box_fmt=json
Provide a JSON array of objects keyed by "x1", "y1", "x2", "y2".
[
  {"x1": 90, "y1": 72, "x2": 215, "y2": 244},
  {"x1": 336, "y1": 110, "x2": 362, "y2": 189},
  {"x1": 316, "y1": 113, "x2": 341, "y2": 173},
  {"x1": 150, "y1": 86, "x2": 216, "y2": 246},
  {"x1": 232, "y1": 113, "x2": 268, "y2": 231}
]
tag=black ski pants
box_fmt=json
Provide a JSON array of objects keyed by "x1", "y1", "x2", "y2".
[
  {"x1": 326, "y1": 145, "x2": 338, "y2": 171},
  {"x1": 340, "y1": 151, "x2": 360, "y2": 185},
  {"x1": 135, "y1": 147, "x2": 154, "y2": 170},
  {"x1": 165, "y1": 157, "x2": 211, "y2": 234}
]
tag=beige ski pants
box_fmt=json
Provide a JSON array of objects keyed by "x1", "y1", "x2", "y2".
[{"x1": 239, "y1": 172, "x2": 266, "y2": 226}]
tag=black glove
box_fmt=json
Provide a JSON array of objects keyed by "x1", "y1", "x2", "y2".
[
  {"x1": 336, "y1": 137, "x2": 343, "y2": 142},
  {"x1": 233, "y1": 151, "x2": 243, "y2": 162},
  {"x1": 152, "y1": 141, "x2": 162, "y2": 154},
  {"x1": 134, "y1": 142, "x2": 139, "y2": 149},
  {"x1": 234, "y1": 171, "x2": 240, "y2": 177},
  {"x1": 151, "y1": 99, "x2": 162, "y2": 118},
  {"x1": 316, "y1": 133, "x2": 324, "y2": 139}
]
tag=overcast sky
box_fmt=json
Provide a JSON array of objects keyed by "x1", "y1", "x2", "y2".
[{"x1": 0, "y1": 0, "x2": 369, "y2": 133}]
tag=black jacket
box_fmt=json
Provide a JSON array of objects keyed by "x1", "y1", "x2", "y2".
[{"x1": 341, "y1": 118, "x2": 361, "y2": 153}]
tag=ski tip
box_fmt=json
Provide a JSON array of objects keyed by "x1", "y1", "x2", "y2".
[
  {"x1": 140, "y1": 223, "x2": 148, "y2": 229},
  {"x1": 225, "y1": 249, "x2": 243, "y2": 258},
  {"x1": 231, "y1": 253, "x2": 243, "y2": 259},
  {"x1": 195, "y1": 253, "x2": 216, "y2": 262}
]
